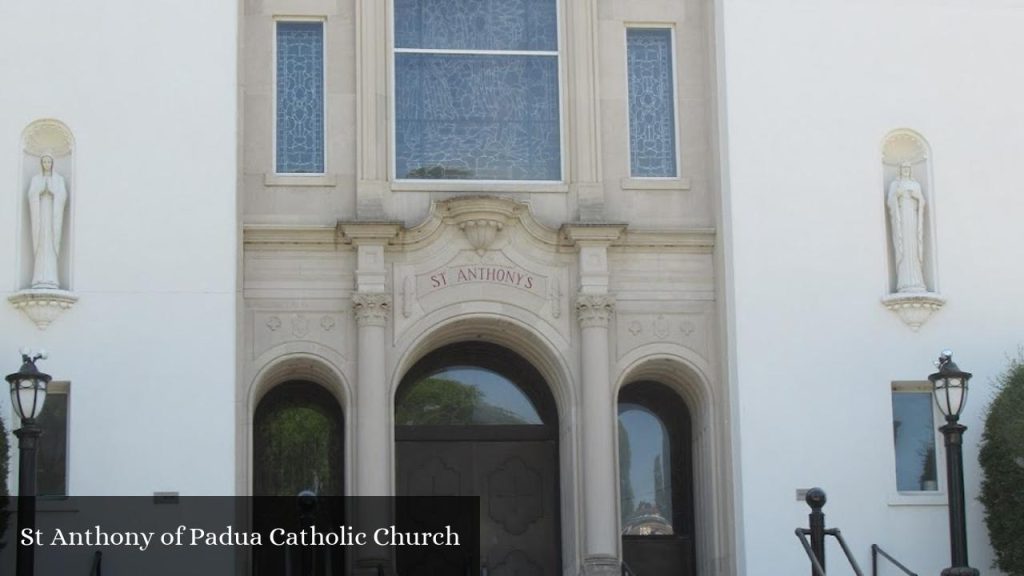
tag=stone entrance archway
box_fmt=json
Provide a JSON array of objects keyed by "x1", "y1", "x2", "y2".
[{"x1": 395, "y1": 342, "x2": 563, "y2": 575}]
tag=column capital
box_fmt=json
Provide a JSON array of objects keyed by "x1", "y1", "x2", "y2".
[
  {"x1": 353, "y1": 292, "x2": 392, "y2": 327},
  {"x1": 576, "y1": 293, "x2": 615, "y2": 327}
]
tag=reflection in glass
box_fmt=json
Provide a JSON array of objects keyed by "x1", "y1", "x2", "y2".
[
  {"x1": 38, "y1": 390, "x2": 69, "y2": 497},
  {"x1": 254, "y1": 382, "x2": 343, "y2": 496},
  {"x1": 397, "y1": 366, "x2": 543, "y2": 425},
  {"x1": 892, "y1": 391, "x2": 938, "y2": 492},
  {"x1": 618, "y1": 403, "x2": 673, "y2": 535}
]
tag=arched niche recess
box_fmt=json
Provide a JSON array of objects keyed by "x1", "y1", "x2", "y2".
[
  {"x1": 8, "y1": 119, "x2": 78, "y2": 329},
  {"x1": 880, "y1": 129, "x2": 945, "y2": 331}
]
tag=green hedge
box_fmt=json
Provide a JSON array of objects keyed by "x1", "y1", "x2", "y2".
[{"x1": 979, "y1": 355, "x2": 1024, "y2": 575}]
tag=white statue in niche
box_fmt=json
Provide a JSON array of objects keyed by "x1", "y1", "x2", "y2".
[
  {"x1": 887, "y1": 162, "x2": 927, "y2": 293},
  {"x1": 27, "y1": 155, "x2": 68, "y2": 289}
]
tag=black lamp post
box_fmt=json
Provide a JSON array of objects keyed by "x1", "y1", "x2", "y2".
[
  {"x1": 928, "y1": 350, "x2": 979, "y2": 576},
  {"x1": 5, "y1": 349, "x2": 51, "y2": 576}
]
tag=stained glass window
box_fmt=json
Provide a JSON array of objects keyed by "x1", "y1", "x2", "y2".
[
  {"x1": 627, "y1": 28, "x2": 677, "y2": 178},
  {"x1": 394, "y1": 0, "x2": 561, "y2": 181},
  {"x1": 276, "y1": 21, "x2": 325, "y2": 174}
]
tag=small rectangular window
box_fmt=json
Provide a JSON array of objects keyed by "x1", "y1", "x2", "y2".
[
  {"x1": 627, "y1": 28, "x2": 678, "y2": 178},
  {"x1": 38, "y1": 382, "x2": 69, "y2": 497},
  {"x1": 276, "y1": 21, "x2": 325, "y2": 174},
  {"x1": 891, "y1": 385, "x2": 938, "y2": 492}
]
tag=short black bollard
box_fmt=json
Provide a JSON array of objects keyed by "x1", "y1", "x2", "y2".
[
  {"x1": 298, "y1": 490, "x2": 318, "y2": 576},
  {"x1": 806, "y1": 488, "x2": 827, "y2": 576}
]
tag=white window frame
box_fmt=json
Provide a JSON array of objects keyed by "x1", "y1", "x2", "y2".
[
  {"x1": 272, "y1": 16, "x2": 328, "y2": 178},
  {"x1": 623, "y1": 23, "x2": 682, "y2": 182},
  {"x1": 888, "y1": 381, "x2": 948, "y2": 506},
  {"x1": 387, "y1": 0, "x2": 568, "y2": 190}
]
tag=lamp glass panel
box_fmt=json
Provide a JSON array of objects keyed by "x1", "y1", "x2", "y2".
[
  {"x1": 935, "y1": 381, "x2": 964, "y2": 418},
  {"x1": 16, "y1": 379, "x2": 45, "y2": 419}
]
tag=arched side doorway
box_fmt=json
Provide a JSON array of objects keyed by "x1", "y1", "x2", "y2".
[
  {"x1": 618, "y1": 381, "x2": 695, "y2": 576},
  {"x1": 253, "y1": 381, "x2": 345, "y2": 575},
  {"x1": 396, "y1": 342, "x2": 562, "y2": 575}
]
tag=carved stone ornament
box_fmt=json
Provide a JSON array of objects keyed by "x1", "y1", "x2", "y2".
[
  {"x1": 352, "y1": 292, "x2": 392, "y2": 326},
  {"x1": 882, "y1": 293, "x2": 946, "y2": 332},
  {"x1": 23, "y1": 120, "x2": 74, "y2": 158},
  {"x1": 548, "y1": 277, "x2": 562, "y2": 319},
  {"x1": 459, "y1": 219, "x2": 504, "y2": 256},
  {"x1": 576, "y1": 294, "x2": 615, "y2": 327},
  {"x1": 8, "y1": 289, "x2": 78, "y2": 330},
  {"x1": 447, "y1": 196, "x2": 515, "y2": 255}
]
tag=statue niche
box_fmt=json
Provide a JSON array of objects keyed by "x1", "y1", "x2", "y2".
[
  {"x1": 880, "y1": 130, "x2": 944, "y2": 331},
  {"x1": 8, "y1": 119, "x2": 78, "y2": 330}
]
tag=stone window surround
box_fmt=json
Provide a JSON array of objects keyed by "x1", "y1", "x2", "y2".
[{"x1": 624, "y1": 24, "x2": 681, "y2": 180}]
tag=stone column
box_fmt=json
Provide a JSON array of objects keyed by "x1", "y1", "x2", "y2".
[
  {"x1": 352, "y1": 292, "x2": 391, "y2": 497},
  {"x1": 577, "y1": 293, "x2": 619, "y2": 576}
]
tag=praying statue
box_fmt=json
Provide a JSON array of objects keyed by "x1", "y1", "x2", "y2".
[
  {"x1": 27, "y1": 155, "x2": 68, "y2": 289},
  {"x1": 887, "y1": 162, "x2": 927, "y2": 293}
]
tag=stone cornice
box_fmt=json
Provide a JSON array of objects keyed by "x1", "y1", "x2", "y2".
[
  {"x1": 561, "y1": 223, "x2": 628, "y2": 245},
  {"x1": 337, "y1": 221, "x2": 403, "y2": 243},
  {"x1": 244, "y1": 203, "x2": 717, "y2": 253},
  {"x1": 243, "y1": 224, "x2": 339, "y2": 247}
]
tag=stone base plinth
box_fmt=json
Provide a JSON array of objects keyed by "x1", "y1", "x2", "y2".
[
  {"x1": 882, "y1": 292, "x2": 946, "y2": 331},
  {"x1": 8, "y1": 288, "x2": 78, "y2": 330}
]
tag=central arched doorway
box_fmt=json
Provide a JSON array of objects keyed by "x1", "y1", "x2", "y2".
[{"x1": 396, "y1": 342, "x2": 562, "y2": 575}]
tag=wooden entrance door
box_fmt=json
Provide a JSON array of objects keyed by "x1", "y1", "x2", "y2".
[{"x1": 396, "y1": 439, "x2": 561, "y2": 576}]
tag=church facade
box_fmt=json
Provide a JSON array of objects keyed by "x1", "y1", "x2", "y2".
[{"x1": 2, "y1": 0, "x2": 1023, "y2": 575}]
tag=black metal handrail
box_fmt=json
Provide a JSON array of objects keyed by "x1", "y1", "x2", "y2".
[
  {"x1": 795, "y1": 488, "x2": 865, "y2": 576},
  {"x1": 795, "y1": 527, "x2": 865, "y2": 576},
  {"x1": 871, "y1": 544, "x2": 917, "y2": 576},
  {"x1": 621, "y1": 560, "x2": 637, "y2": 576},
  {"x1": 89, "y1": 550, "x2": 102, "y2": 576}
]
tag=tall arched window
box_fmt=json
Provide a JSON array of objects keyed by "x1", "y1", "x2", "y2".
[{"x1": 618, "y1": 381, "x2": 695, "y2": 576}]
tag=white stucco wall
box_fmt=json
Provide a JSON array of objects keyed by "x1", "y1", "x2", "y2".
[
  {"x1": 0, "y1": 0, "x2": 237, "y2": 495},
  {"x1": 720, "y1": 0, "x2": 1024, "y2": 574}
]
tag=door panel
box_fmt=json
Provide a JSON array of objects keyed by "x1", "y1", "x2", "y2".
[
  {"x1": 623, "y1": 536, "x2": 694, "y2": 576},
  {"x1": 397, "y1": 440, "x2": 560, "y2": 576}
]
